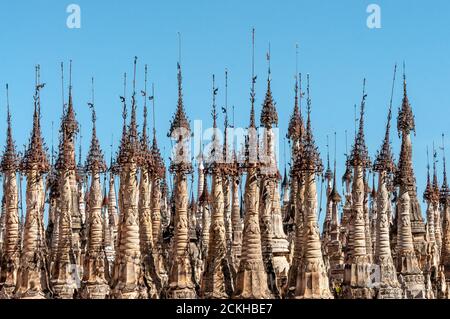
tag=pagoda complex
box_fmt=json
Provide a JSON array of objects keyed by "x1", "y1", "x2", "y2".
[{"x1": 0, "y1": 48, "x2": 448, "y2": 299}]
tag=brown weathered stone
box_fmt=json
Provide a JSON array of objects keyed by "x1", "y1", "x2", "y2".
[
  {"x1": 15, "y1": 74, "x2": 51, "y2": 299},
  {"x1": 166, "y1": 63, "x2": 197, "y2": 299},
  {"x1": 292, "y1": 80, "x2": 332, "y2": 299}
]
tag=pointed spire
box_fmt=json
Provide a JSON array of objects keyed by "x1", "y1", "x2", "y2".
[
  {"x1": 64, "y1": 60, "x2": 78, "y2": 137},
  {"x1": 120, "y1": 72, "x2": 128, "y2": 147},
  {"x1": 324, "y1": 135, "x2": 333, "y2": 181},
  {"x1": 21, "y1": 65, "x2": 50, "y2": 173},
  {"x1": 260, "y1": 42, "x2": 278, "y2": 129},
  {"x1": 374, "y1": 65, "x2": 396, "y2": 174},
  {"x1": 299, "y1": 74, "x2": 322, "y2": 173},
  {"x1": 1, "y1": 84, "x2": 18, "y2": 172},
  {"x1": 288, "y1": 68, "x2": 304, "y2": 142},
  {"x1": 223, "y1": 69, "x2": 229, "y2": 161},
  {"x1": 249, "y1": 28, "x2": 256, "y2": 129},
  {"x1": 115, "y1": 72, "x2": 128, "y2": 171},
  {"x1": 287, "y1": 45, "x2": 303, "y2": 142},
  {"x1": 168, "y1": 41, "x2": 190, "y2": 137},
  {"x1": 150, "y1": 84, "x2": 165, "y2": 179},
  {"x1": 55, "y1": 60, "x2": 79, "y2": 172},
  {"x1": 118, "y1": 58, "x2": 142, "y2": 165},
  {"x1": 209, "y1": 74, "x2": 221, "y2": 164},
  {"x1": 128, "y1": 56, "x2": 139, "y2": 147},
  {"x1": 349, "y1": 79, "x2": 370, "y2": 168},
  {"x1": 151, "y1": 83, "x2": 157, "y2": 147},
  {"x1": 440, "y1": 134, "x2": 449, "y2": 203},
  {"x1": 397, "y1": 62, "x2": 416, "y2": 136},
  {"x1": 140, "y1": 64, "x2": 152, "y2": 167},
  {"x1": 85, "y1": 77, "x2": 106, "y2": 173},
  {"x1": 141, "y1": 64, "x2": 149, "y2": 152},
  {"x1": 110, "y1": 135, "x2": 114, "y2": 168},
  {"x1": 78, "y1": 124, "x2": 83, "y2": 167},
  {"x1": 212, "y1": 74, "x2": 218, "y2": 129},
  {"x1": 424, "y1": 146, "x2": 433, "y2": 202},
  {"x1": 432, "y1": 144, "x2": 440, "y2": 202},
  {"x1": 61, "y1": 62, "x2": 65, "y2": 113}
]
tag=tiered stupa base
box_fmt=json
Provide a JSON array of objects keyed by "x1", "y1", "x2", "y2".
[
  {"x1": 342, "y1": 258, "x2": 375, "y2": 299},
  {"x1": 233, "y1": 261, "x2": 272, "y2": 299}
]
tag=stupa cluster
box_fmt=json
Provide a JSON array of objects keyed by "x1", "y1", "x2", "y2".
[{"x1": 0, "y1": 48, "x2": 450, "y2": 299}]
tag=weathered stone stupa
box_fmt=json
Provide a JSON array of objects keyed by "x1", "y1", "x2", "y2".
[
  {"x1": 394, "y1": 71, "x2": 426, "y2": 299},
  {"x1": 15, "y1": 67, "x2": 51, "y2": 299},
  {"x1": 372, "y1": 76, "x2": 403, "y2": 299},
  {"x1": 200, "y1": 75, "x2": 233, "y2": 299},
  {"x1": 111, "y1": 61, "x2": 147, "y2": 299},
  {"x1": 342, "y1": 81, "x2": 375, "y2": 299},
  {"x1": 51, "y1": 64, "x2": 81, "y2": 299},
  {"x1": 233, "y1": 29, "x2": 272, "y2": 299},
  {"x1": 80, "y1": 81, "x2": 110, "y2": 299},
  {"x1": 0, "y1": 85, "x2": 21, "y2": 299},
  {"x1": 166, "y1": 62, "x2": 196, "y2": 299},
  {"x1": 292, "y1": 75, "x2": 332, "y2": 299}
]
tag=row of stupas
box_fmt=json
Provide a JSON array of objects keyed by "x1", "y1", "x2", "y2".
[{"x1": 0, "y1": 40, "x2": 450, "y2": 299}]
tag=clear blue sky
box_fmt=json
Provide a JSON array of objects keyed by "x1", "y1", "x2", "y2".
[{"x1": 1, "y1": 0, "x2": 449, "y2": 220}]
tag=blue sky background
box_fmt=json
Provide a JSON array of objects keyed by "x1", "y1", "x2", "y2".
[{"x1": 1, "y1": 0, "x2": 450, "y2": 222}]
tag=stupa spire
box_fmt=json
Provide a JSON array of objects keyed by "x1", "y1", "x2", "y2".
[
  {"x1": 249, "y1": 28, "x2": 256, "y2": 129},
  {"x1": 342, "y1": 79, "x2": 374, "y2": 299},
  {"x1": 169, "y1": 48, "x2": 190, "y2": 137},
  {"x1": 80, "y1": 78, "x2": 109, "y2": 298},
  {"x1": 293, "y1": 75, "x2": 331, "y2": 299},
  {"x1": 166, "y1": 35, "x2": 196, "y2": 298},
  {"x1": 51, "y1": 62, "x2": 82, "y2": 299},
  {"x1": 432, "y1": 145, "x2": 442, "y2": 268},
  {"x1": 15, "y1": 67, "x2": 51, "y2": 299},
  {"x1": 397, "y1": 62, "x2": 415, "y2": 136},
  {"x1": 372, "y1": 65, "x2": 403, "y2": 299},
  {"x1": 201, "y1": 75, "x2": 233, "y2": 298},
  {"x1": 137, "y1": 63, "x2": 160, "y2": 298},
  {"x1": 140, "y1": 64, "x2": 151, "y2": 162},
  {"x1": 0, "y1": 84, "x2": 20, "y2": 299},
  {"x1": 260, "y1": 43, "x2": 278, "y2": 129},
  {"x1": 374, "y1": 66, "x2": 396, "y2": 174},
  {"x1": 441, "y1": 134, "x2": 449, "y2": 203},
  {"x1": 222, "y1": 70, "x2": 234, "y2": 262},
  {"x1": 111, "y1": 57, "x2": 147, "y2": 299},
  {"x1": 1, "y1": 85, "x2": 18, "y2": 172},
  {"x1": 395, "y1": 63, "x2": 426, "y2": 272},
  {"x1": 233, "y1": 28, "x2": 271, "y2": 299}
]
